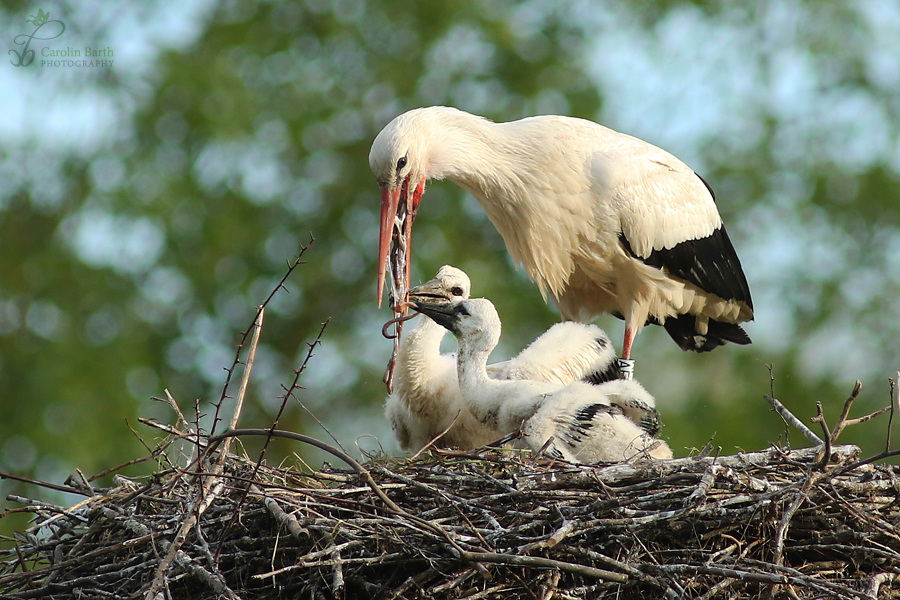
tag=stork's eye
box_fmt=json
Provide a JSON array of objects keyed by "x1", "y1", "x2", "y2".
[
  {"x1": 396, "y1": 156, "x2": 407, "y2": 171},
  {"x1": 450, "y1": 286, "x2": 464, "y2": 297}
]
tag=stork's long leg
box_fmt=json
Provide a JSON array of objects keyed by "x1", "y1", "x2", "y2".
[
  {"x1": 622, "y1": 327, "x2": 635, "y2": 360},
  {"x1": 619, "y1": 328, "x2": 636, "y2": 380}
]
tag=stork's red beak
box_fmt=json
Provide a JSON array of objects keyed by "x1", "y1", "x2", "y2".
[
  {"x1": 377, "y1": 185, "x2": 402, "y2": 308},
  {"x1": 376, "y1": 175, "x2": 426, "y2": 309}
]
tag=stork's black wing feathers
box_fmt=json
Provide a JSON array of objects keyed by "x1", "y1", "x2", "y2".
[
  {"x1": 619, "y1": 226, "x2": 753, "y2": 310},
  {"x1": 619, "y1": 172, "x2": 752, "y2": 309}
]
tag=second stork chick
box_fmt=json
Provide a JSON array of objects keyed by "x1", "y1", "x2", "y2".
[{"x1": 414, "y1": 296, "x2": 672, "y2": 463}]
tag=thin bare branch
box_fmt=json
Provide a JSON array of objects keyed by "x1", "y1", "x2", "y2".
[
  {"x1": 210, "y1": 235, "x2": 314, "y2": 437},
  {"x1": 888, "y1": 375, "x2": 898, "y2": 453},
  {"x1": 764, "y1": 395, "x2": 823, "y2": 445},
  {"x1": 809, "y1": 402, "x2": 832, "y2": 468},
  {"x1": 830, "y1": 380, "x2": 862, "y2": 439}
]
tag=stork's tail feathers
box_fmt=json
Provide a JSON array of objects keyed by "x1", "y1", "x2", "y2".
[{"x1": 662, "y1": 313, "x2": 751, "y2": 353}]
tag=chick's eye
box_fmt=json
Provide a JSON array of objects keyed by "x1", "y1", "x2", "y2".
[
  {"x1": 396, "y1": 156, "x2": 407, "y2": 171},
  {"x1": 450, "y1": 287, "x2": 463, "y2": 297}
]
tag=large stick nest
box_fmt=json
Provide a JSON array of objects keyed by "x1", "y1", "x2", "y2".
[
  {"x1": 2, "y1": 248, "x2": 899, "y2": 599},
  {"x1": 2, "y1": 436, "x2": 900, "y2": 599}
]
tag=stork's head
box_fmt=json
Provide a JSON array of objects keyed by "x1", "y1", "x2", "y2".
[
  {"x1": 409, "y1": 265, "x2": 471, "y2": 304},
  {"x1": 369, "y1": 106, "x2": 471, "y2": 307},
  {"x1": 412, "y1": 297, "x2": 501, "y2": 351}
]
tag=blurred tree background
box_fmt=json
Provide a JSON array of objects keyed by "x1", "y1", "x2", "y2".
[{"x1": 2, "y1": 0, "x2": 900, "y2": 540}]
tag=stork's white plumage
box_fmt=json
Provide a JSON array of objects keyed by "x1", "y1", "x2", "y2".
[
  {"x1": 370, "y1": 106, "x2": 754, "y2": 362},
  {"x1": 387, "y1": 265, "x2": 637, "y2": 452},
  {"x1": 414, "y1": 297, "x2": 672, "y2": 462}
]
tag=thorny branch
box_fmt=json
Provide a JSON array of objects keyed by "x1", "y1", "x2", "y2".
[{"x1": 209, "y1": 235, "x2": 315, "y2": 438}]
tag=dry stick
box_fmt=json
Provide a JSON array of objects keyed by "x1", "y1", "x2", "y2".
[
  {"x1": 142, "y1": 310, "x2": 265, "y2": 600},
  {"x1": 150, "y1": 389, "x2": 192, "y2": 433},
  {"x1": 826, "y1": 482, "x2": 900, "y2": 544},
  {"x1": 216, "y1": 307, "x2": 263, "y2": 460},
  {"x1": 865, "y1": 572, "x2": 896, "y2": 600},
  {"x1": 563, "y1": 547, "x2": 646, "y2": 580},
  {"x1": 87, "y1": 451, "x2": 168, "y2": 483},
  {"x1": 138, "y1": 418, "x2": 206, "y2": 446},
  {"x1": 684, "y1": 464, "x2": 723, "y2": 507},
  {"x1": 455, "y1": 551, "x2": 627, "y2": 582},
  {"x1": 410, "y1": 410, "x2": 463, "y2": 461},
  {"x1": 763, "y1": 395, "x2": 823, "y2": 445},
  {"x1": 810, "y1": 402, "x2": 832, "y2": 469},
  {"x1": 210, "y1": 235, "x2": 314, "y2": 438},
  {"x1": 384, "y1": 569, "x2": 442, "y2": 600},
  {"x1": 125, "y1": 418, "x2": 176, "y2": 473},
  {"x1": 697, "y1": 577, "x2": 737, "y2": 600},
  {"x1": 834, "y1": 374, "x2": 900, "y2": 474},
  {"x1": 286, "y1": 320, "x2": 344, "y2": 453},
  {"x1": 538, "y1": 569, "x2": 561, "y2": 600},
  {"x1": 828, "y1": 380, "x2": 892, "y2": 442},
  {"x1": 70, "y1": 469, "x2": 95, "y2": 496},
  {"x1": 831, "y1": 381, "x2": 862, "y2": 439},
  {"x1": 251, "y1": 484, "x2": 309, "y2": 539},
  {"x1": 644, "y1": 564, "x2": 862, "y2": 599},
  {"x1": 546, "y1": 519, "x2": 575, "y2": 548},
  {"x1": 375, "y1": 464, "x2": 504, "y2": 537},
  {"x1": 211, "y1": 429, "x2": 406, "y2": 519},
  {"x1": 888, "y1": 375, "x2": 898, "y2": 453},
  {"x1": 431, "y1": 569, "x2": 477, "y2": 594},
  {"x1": 834, "y1": 406, "x2": 893, "y2": 440},
  {"x1": 0, "y1": 470, "x2": 94, "y2": 497},
  {"x1": 0, "y1": 532, "x2": 156, "y2": 583},
  {"x1": 7, "y1": 495, "x2": 89, "y2": 525},
  {"x1": 697, "y1": 537, "x2": 758, "y2": 600},
  {"x1": 330, "y1": 542, "x2": 344, "y2": 598},
  {"x1": 157, "y1": 389, "x2": 202, "y2": 462},
  {"x1": 278, "y1": 323, "x2": 331, "y2": 437},
  {"x1": 772, "y1": 472, "x2": 818, "y2": 568}
]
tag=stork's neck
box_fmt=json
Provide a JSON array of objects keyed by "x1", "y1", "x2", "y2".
[
  {"x1": 393, "y1": 317, "x2": 450, "y2": 398},
  {"x1": 423, "y1": 109, "x2": 581, "y2": 297},
  {"x1": 454, "y1": 327, "x2": 497, "y2": 391},
  {"x1": 425, "y1": 111, "x2": 525, "y2": 203},
  {"x1": 454, "y1": 320, "x2": 550, "y2": 432}
]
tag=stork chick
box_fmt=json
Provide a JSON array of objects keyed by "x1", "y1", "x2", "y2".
[
  {"x1": 414, "y1": 297, "x2": 672, "y2": 462},
  {"x1": 370, "y1": 106, "x2": 753, "y2": 367},
  {"x1": 387, "y1": 265, "x2": 651, "y2": 452},
  {"x1": 386, "y1": 266, "x2": 499, "y2": 451}
]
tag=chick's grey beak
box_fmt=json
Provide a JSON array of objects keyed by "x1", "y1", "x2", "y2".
[
  {"x1": 410, "y1": 278, "x2": 453, "y2": 302},
  {"x1": 413, "y1": 301, "x2": 458, "y2": 333}
]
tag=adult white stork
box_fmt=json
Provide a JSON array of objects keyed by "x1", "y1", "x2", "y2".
[
  {"x1": 388, "y1": 265, "x2": 646, "y2": 452},
  {"x1": 370, "y1": 106, "x2": 754, "y2": 366},
  {"x1": 413, "y1": 296, "x2": 672, "y2": 462}
]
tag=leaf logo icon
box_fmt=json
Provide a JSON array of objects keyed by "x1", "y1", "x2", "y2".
[{"x1": 26, "y1": 9, "x2": 49, "y2": 26}]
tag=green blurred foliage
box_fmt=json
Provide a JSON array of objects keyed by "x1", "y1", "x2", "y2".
[{"x1": 2, "y1": 0, "x2": 900, "y2": 544}]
